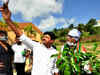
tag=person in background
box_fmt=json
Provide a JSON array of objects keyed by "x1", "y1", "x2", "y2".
[
  {"x1": 0, "y1": 30, "x2": 14, "y2": 75},
  {"x1": 12, "y1": 37, "x2": 28, "y2": 75},
  {"x1": 0, "y1": 3, "x2": 59, "y2": 75},
  {"x1": 25, "y1": 49, "x2": 33, "y2": 75},
  {"x1": 60, "y1": 29, "x2": 92, "y2": 75}
]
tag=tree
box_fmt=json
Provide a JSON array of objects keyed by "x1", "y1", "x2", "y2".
[
  {"x1": 77, "y1": 24, "x2": 85, "y2": 32},
  {"x1": 69, "y1": 24, "x2": 74, "y2": 29},
  {"x1": 85, "y1": 18, "x2": 97, "y2": 34}
]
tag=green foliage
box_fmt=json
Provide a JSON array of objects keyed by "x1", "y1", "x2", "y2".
[
  {"x1": 59, "y1": 37, "x2": 66, "y2": 42},
  {"x1": 77, "y1": 24, "x2": 85, "y2": 32},
  {"x1": 85, "y1": 18, "x2": 97, "y2": 34},
  {"x1": 51, "y1": 42, "x2": 100, "y2": 75},
  {"x1": 52, "y1": 28, "x2": 69, "y2": 39},
  {"x1": 69, "y1": 24, "x2": 74, "y2": 29},
  {"x1": 95, "y1": 27, "x2": 100, "y2": 34},
  {"x1": 85, "y1": 40, "x2": 91, "y2": 43},
  {"x1": 0, "y1": 21, "x2": 8, "y2": 28},
  {"x1": 91, "y1": 39, "x2": 96, "y2": 42},
  {"x1": 0, "y1": 18, "x2": 6, "y2": 23},
  {"x1": 24, "y1": 25, "x2": 33, "y2": 32},
  {"x1": 13, "y1": 22, "x2": 19, "y2": 28},
  {"x1": 24, "y1": 25, "x2": 36, "y2": 36},
  {"x1": 54, "y1": 42, "x2": 61, "y2": 46},
  {"x1": 82, "y1": 32, "x2": 90, "y2": 38},
  {"x1": 0, "y1": 20, "x2": 19, "y2": 28},
  {"x1": 51, "y1": 18, "x2": 99, "y2": 43}
]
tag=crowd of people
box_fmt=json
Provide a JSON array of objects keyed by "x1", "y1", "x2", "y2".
[
  {"x1": 0, "y1": 2, "x2": 93, "y2": 75},
  {"x1": 0, "y1": 30, "x2": 33, "y2": 75}
]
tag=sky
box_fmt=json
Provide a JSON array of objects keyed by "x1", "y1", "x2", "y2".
[{"x1": 0, "y1": 0, "x2": 100, "y2": 32}]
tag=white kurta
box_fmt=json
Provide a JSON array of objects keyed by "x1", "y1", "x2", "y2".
[
  {"x1": 19, "y1": 34, "x2": 58, "y2": 75},
  {"x1": 12, "y1": 44, "x2": 27, "y2": 63}
]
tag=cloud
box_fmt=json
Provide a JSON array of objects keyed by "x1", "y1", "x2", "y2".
[
  {"x1": 8, "y1": 0, "x2": 64, "y2": 21},
  {"x1": 38, "y1": 16, "x2": 76, "y2": 32},
  {"x1": 38, "y1": 16, "x2": 56, "y2": 31}
]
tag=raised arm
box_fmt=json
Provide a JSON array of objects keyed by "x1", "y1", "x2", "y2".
[
  {"x1": 0, "y1": 3, "x2": 22, "y2": 37},
  {"x1": 0, "y1": 3, "x2": 39, "y2": 49}
]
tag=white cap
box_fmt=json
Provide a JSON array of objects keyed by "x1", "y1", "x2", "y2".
[{"x1": 68, "y1": 29, "x2": 81, "y2": 41}]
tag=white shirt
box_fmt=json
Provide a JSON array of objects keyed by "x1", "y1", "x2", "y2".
[
  {"x1": 19, "y1": 34, "x2": 59, "y2": 75},
  {"x1": 12, "y1": 43, "x2": 27, "y2": 63}
]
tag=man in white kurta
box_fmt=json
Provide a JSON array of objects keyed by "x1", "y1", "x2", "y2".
[
  {"x1": 12, "y1": 40, "x2": 27, "y2": 75},
  {"x1": 0, "y1": 4, "x2": 59, "y2": 75},
  {"x1": 19, "y1": 34, "x2": 59, "y2": 75}
]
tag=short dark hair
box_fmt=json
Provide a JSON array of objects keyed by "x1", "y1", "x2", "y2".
[
  {"x1": 0, "y1": 30, "x2": 7, "y2": 36},
  {"x1": 43, "y1": 32, "x2": 56, "y2": 40}
]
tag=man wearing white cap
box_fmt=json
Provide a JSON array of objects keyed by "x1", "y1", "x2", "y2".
[
  {"x1": 60, "y1": 29, "x2": 92, "y2": 75},
  {"x1": 66, "y1": 29, "x2": 81, "y2": 48}
]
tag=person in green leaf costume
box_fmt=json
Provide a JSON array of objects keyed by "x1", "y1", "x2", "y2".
[{"x1": 59, "y1": 29, "x2": 92, "y2": 75}]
